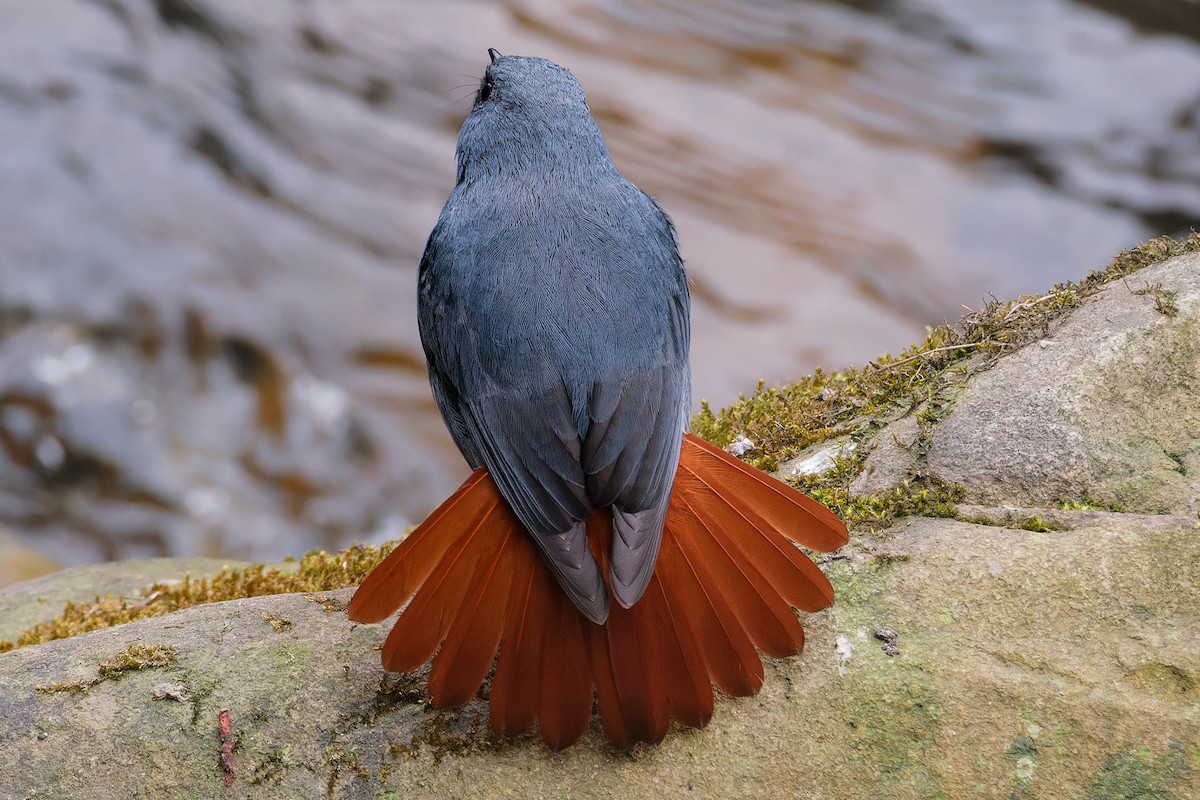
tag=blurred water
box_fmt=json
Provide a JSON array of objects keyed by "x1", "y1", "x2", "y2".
[
  {"x1": 0, "y1": 0, "x2": 1197, "y2": 568},
  {"x1": 534, "y1": 0, "x2": 1199, "y2": 397}
]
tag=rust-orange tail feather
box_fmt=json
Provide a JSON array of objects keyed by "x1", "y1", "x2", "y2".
[{"x1": 347, "y1": 433, "x2": 849, "y2": 749}]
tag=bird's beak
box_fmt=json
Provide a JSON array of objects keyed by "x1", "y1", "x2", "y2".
[{"x1": 488, "y1": 48, "x2": 503, "y2": 64}]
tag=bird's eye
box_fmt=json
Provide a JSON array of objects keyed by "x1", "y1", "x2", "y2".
[{"x1": 476, "y1": 74, "x2": 495, "y2": 104}]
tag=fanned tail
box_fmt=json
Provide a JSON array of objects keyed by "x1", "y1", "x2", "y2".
[
  {"x1": 347, "y1": 469, "x2": 498, "y2": 625},
  {"x1": 347, "y1": 469, "x2": 522, "y2": 703},
  {"x1": 348, "y1": 434, "x2": 849, "y2": 749}
]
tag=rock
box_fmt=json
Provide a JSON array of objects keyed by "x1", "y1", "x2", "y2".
[
  {"x1": 780, "y1": 438, "x2": 857, "y2": 478},
  {"x1": 928, "y1": 252, "x2": 1200, "y2": 514},
  {"x1": 0, "y1": 557, "x2": 251, "y2": 643},
  {"x1": 850, "y1": 415, "x2": 922, "y2": 495},
  {"x1": 1, "y1": 513, "x2": 1196, "y2": 799},
  {"x1": 1, "y1": 3, "x2": 1199, "y2": 790}
]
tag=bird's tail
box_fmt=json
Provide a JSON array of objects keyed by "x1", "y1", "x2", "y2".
[{"x1": 347, "y1": 433, "x2": 848, "y2": 749}]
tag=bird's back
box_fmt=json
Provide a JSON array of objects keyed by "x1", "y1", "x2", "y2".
[{"x1": 419, "y1": 163, "x2": 690, "y2": 618}]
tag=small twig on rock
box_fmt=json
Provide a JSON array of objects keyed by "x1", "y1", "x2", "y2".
[
  {"x1": 872, "y1": 341, "x2": 983, "y2": 373},
  {"x1": 125, "y1": 590, "x2": 165, "y2": 611},
  {"x1": 1002, "y1": 290, "x2": 1062, "y2": 322}
]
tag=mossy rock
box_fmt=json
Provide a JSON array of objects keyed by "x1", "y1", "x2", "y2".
[
  {"x1": 0, "y1": 557, "x2": 249, "y2": 644},
  {"x1": 928, "y1": 252, "x2": 1200, "y2": 514},
  {"x1": 1, "y1": 513, "x2": 1196, "y2": 798}
]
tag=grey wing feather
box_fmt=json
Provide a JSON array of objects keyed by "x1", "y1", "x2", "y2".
[
  {"x1": 585, "y1": 364, "x2": 688, "y2": 608},
  {"x1": 581, "y1": 202, "x2": 691, "y2": 608},
  {"x1": 458, "y1": 390, "x2": 610, "y2": 624}
]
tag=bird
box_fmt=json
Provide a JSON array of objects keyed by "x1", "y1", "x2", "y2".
[{"x1": 347, "y1": 49, "x2": 849, "y2": 750}]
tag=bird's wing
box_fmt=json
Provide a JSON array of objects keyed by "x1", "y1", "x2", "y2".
[
  {"x1": 456, "y1": 381, "x2": 610, "y2": 622},
  {"x1": 418, "y1": 186, "x2": 688, "y2": 621},
  {"x1": 579, "y1": 195, "x2": 690, "y2": 608},
  {"x1": 419, "y1": 215, "x2": 608, "y2": 622}
]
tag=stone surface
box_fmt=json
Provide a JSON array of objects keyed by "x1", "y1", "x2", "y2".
[
  {"x1": 0, "y1": 556, "x2": 251, "y2": 643},
  {"x1": 849, "y1": 415, "x2": 922, "y2": 495},
  {"x1": 928, "y1": 252, "x2": 1200, "y2": 514},
  {"x1": 1, "y1": 513, "x2": 1197, "y2": 799},
  {"x1": 2, "y1": 4, "x2": 1200, "y2": 793}
]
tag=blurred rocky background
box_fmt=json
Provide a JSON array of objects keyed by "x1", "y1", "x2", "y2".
[{"x1": 1, "y1": 0, "x2": 1197, "y2": 574}]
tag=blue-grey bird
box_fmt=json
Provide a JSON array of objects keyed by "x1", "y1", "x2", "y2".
[{"x1": 349, "y1": 50, "x2": 848, "y2": 750}]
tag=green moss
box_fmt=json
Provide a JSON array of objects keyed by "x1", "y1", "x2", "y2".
[
  {"x1": 98, "y1": 642, "x2": 178, "y2": 677},
  {"x1": 323, "y1": 741, "x2": 371, "y2": 795},
  {"x1": 35, "y1": 642, "x2": 178, "y2": 694},
  {"x1": 958, "y1": 512, "x2": 1065, "y2": 532},
  {"x1": 0, "y1": 543, "x2": 394, "y2": 653},
  {"x1": 261, "y1": 612, "x2": 293, "y2": 632},
  {"x1": 34, "y1": 678, "x2": 96, "y2": 695},
  {"x1": 806, "y1": 477, "x2": 965, "y2": 532},
  {"x1": 1133, "y1": 282, "x2": 1181, "y2": 317},
  {"x1": 1059, "y1": 498, "x2": 1125, "y2": 512},
  {"x1": 376, "y1": 696, "x2": 516, "y2": 766},
  {"x1": 405, "y1": 715, "x2": 489, "y2": 765},
  {"x1": 1088, "y1": 749, "x2": 1187, "y2": 800},
  {"x1": 779, "y1": 446, "x2": 965, "y2": 531}
]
